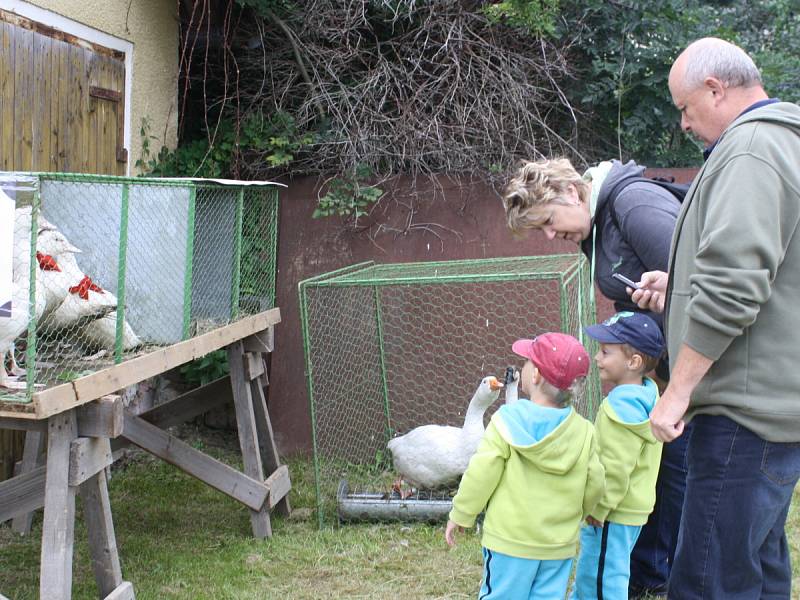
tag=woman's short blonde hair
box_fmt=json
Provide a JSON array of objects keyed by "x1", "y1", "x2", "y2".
[{"x1": 502, "y1": 158, "x2": 590, "y2": 233}]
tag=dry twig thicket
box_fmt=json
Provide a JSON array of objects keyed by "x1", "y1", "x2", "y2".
[{"x1": 187, "y1": 1, "x2": 587, "y2": 181}]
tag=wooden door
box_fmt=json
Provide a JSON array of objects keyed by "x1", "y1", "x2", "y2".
[
  {"x1": 0, "y1": 8, "x2": 128, "y2": 483},
  {"x1": 0, "y1": 8, "x2": 127, "y2": 175}
]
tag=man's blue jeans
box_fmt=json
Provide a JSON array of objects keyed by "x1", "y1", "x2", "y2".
[
  {"x1": 668, "y1": 414, "x2": 800, "y2": 599},
  {"x1": 629, "y1": 421, "x2": 692, "y2": 593}
]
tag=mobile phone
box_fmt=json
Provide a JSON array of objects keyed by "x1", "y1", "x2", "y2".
[{"x1": 612, "y1": 272, "x2": 641, "y2": 290}]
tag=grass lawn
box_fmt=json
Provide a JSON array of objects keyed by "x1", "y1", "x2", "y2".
[{"x1": 3, "y1": 424, "x2": 800, "y2": 599}]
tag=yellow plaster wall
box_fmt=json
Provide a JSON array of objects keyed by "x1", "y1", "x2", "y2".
[{"x1": 28, "y1": 0, "x2": 179, "y2": 173}]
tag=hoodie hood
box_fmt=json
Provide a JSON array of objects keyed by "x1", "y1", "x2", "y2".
[
  {"x1": 601, "y1": 377, "x2": 659, "y2": 443},
  {"x1": 727, "y1": 101, "x2": 800, "y2": 136},
  {"x1": 593, "y1": 160, "x2": 646, "y2": 221},
  {"x1": 492, "y1": 402, "x2": 591, "y2": 474}
]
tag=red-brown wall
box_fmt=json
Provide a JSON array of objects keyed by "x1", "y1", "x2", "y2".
[{"x1": 268, "y1": 169, "x2": 698, "y2": 456}]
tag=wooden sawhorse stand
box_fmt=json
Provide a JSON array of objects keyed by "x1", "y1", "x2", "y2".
[{"x1": 0, "y1": 309, "x2": 289, "y2": 599}]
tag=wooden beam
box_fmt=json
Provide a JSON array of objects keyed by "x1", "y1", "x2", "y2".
[
  {"x1": 1, "y1": 396, "x2": 122, "y2": 437},
  {"x1": 111, "y1": 376, "x2": 232, "y2": 453},
  {"x1": 11, "y1": 430, "x2": 46, "y2": 533},
  {"x1": 250, "y1": 375, "x2": 290, "y2": 516},
  {"x1": 243, "y1": 327, "x2": 274, "y2": 353},
  {"x1": 121, "y1": 412, "x2": 268, "y2": 511},
  {"x1": 103, "y1": 581, "x2": 134, "y2": 600},
  {"x1": 0, "y1": 417, "x2": 46, "y2": 432},
  {"x1": 80, "y1": 470, "x2": 124, "y2": 597},
  {"x1": 32, "y1": 308, "x2": 281, "y2": 418},
  {"x1": 0, "y1": 464, "x2": 46, "y2": 522},
  {"x1": 266, "y1": 465, "x2": 291, "y2": 509},
  {"x1": 69, "y1": 437, "x2": 113, "y2": 487},
  {"x1": 40, "y1": 411, "x2": 78, "y2": 600},
  {"x1": 228, "y1": 342, "x2": 272, "y2": 538},
  {"x1": 244, "y1": 352, "x2": 265, "y2": 381},
  {"x1": 76, "y1": 396, "x2": 124, "y2": 438}
]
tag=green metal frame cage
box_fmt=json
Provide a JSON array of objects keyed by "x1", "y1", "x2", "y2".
[
  {"x1": 0, "y1": 172, "x2": 280, "y2": 403},
  {"x1": 298, "y1": 254, "x2": 600, "y2": 527}
]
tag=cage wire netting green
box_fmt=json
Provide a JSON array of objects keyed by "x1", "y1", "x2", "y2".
[
  {"x1": 0, "y1": 172, "x2": 279, "y2": 404},
  {"x1": 299, "y1": 255, "x2": 600, "y2": 527}
]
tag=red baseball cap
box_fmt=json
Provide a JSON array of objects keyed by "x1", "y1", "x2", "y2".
[{"x1": 512, "y1": 332, "x2": 590, "y2": 390}]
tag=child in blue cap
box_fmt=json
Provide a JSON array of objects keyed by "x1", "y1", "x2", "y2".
[{"x1": 571, "y1": 311, "x2": 666, "y2": 600}]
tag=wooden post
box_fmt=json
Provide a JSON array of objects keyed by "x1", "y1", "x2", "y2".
[
  {"x1": 11, "y1": 429, "x2": 45, "y2": 534},
  {"x1": 40, "y1": 410, "x2": 78, "y2": 600},
  {"x1": 79, "y1": 468, "x2": 125, "y2": 597},
  {"x1": 227, "y1": 340, "x2": 272, "y2": 538},
  {"x1": 250, "y1": 363, "x2": 290, "y2": 517}
]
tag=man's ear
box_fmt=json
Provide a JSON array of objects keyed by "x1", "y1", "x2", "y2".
[{"x1": 705, "y1": 76, "x2": 727, "y2": 104}]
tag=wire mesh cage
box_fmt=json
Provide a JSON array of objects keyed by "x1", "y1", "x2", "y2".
[
  {"x1": 0, "y1": 172, "x2": 280, "y2": 404},
  {"x1": 298, "y1": 255, "x2": 600, "y2": 526}
]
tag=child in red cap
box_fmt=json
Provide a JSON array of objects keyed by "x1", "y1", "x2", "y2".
[{"x1": 445, "y1": 332, "x2": 605, "y2": 600}]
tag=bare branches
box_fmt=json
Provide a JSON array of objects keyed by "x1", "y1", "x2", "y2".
[{"x1": 228, "y1": 0, "x2": 583, "y2": 179}]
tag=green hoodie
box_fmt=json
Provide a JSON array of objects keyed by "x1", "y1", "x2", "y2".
[
  {"x1": 591, "y1": 377, "x2": 662, "y2": 525},
  {"x1": 666, "y1": 102, "x2": 800, "y2": 442},
  {"x1": 449, "y1": 401, "x2": 605, "y2": 560}
]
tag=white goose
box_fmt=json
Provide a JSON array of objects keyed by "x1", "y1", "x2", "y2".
[
  {"x1": 387, "y1": 375, "x2": 503, "y2": 491},
  {"x1": 1, "y1": 219, "x2": 78, "y2": 388}
]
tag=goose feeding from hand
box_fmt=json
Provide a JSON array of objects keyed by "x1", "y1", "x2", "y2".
[{"x1": 387, "y1": 375, "x2": 503, "y2": 495}]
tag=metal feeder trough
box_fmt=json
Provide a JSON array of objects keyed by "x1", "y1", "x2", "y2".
[{"x1": 337, "y1": 480, "x2": 453, "y2": 523}]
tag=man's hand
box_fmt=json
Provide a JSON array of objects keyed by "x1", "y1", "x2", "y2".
[
  {"x1": 650, "y1": 384, "x2": 690, "y2": 442},
  {"x1": 630, "y1": 270, "x2": 669, "y2": 314}
]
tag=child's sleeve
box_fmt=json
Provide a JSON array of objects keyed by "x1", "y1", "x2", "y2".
[
  {"x1": 591, "y1": 419, "x2": 644, "y2": 522},
  {"x1": 448, "y1": 421, "x2": 509, "y2": 528},
  {"x1": 583, "y1": 430, "x2": 606, "y2": 519}
]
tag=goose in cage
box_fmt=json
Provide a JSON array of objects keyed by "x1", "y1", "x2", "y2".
[{"x1": 387, "y1": 375, "x2": 503, "y2": 498}]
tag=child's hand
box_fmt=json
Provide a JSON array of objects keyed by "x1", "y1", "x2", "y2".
[
  {"x1": 586, "y1": 516, "x2": 603, "y2": 528},
  {"x1": 445, "y1": 520, "x2": 463, "y2": 547}
]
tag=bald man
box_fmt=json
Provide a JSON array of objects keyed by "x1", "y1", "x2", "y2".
[{"x1": 630, "y1": 38, "x2": 800, "y2": 599}]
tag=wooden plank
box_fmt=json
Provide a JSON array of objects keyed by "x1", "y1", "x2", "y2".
[
  {"x1": 55, "y1": 35, "x2": 70, "y2": 171},
  {"x1": 228, "y1": 342, "x2": 271, "y2": 538},
  {"x1": 0, "y1": 417, "x2": 47, "y2": 431},
  {"x1": 49, "y1": 34, "x2": 62, "y2": 171},
  {"x1": 69, "y1": 437, "x2": 112, "y2": 487},
  {"x1": 250, "y1": 376, "x2": 291, "y2": 516},
  {"x1": 122, "y1": 412, "x2": 269, "y2": 511},
  {"x1": 14, "y1": 24, "x2": 33, "y2": 169},
  {"x1": 11, "y1": 430, "x2": 46, "y2": 533},
  {"x1": 0, "y1": 22, "x2": 7, "y2": 171},
  {"x1": 0, "y1": 464, "x2": 45, "y2": 522},
  {"x1": 32, "y1": 308, "x2": 281, "y2": 418},
  {"x1": 111, "y1": 376, "x2": 232, "y2": 453},
  {"x1": 112, "y1": 56, "x2": 127, "y2": 170},
  {"x1": 32, "y1": 30, "x2": 52, "y2": 171},
  {"x1": 79, "y1": 469, "x2": 123, "y2": 596},
  {"x1": 89, "y1": 85, "x2": 122, "y2": 102},
  {"x1": 243, "y1": 327, "x2": 274, "y2": 353},
  {"x1": 103, "y1": 581, "x2": 135, "y2": 600},
  {"x1": 40, "y1": 411, "x2": 78, "y2": 600},
  {"x1": 266, "y1": 464, "x2": 291, "y2": 510},
  {"x1": 244, "y1": 352, "x2": 265, "y2": 380},
  {"x1": 76, "y1": 396, "x2": 124, "y2": 438}
]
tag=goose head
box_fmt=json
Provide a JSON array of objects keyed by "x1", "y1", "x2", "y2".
[
  {"x1": 38, "y1": 229, "x2": 82, "y2": 257},
  {"x1": 469, "y1": 375, "x2": 504, "y2": 411}
]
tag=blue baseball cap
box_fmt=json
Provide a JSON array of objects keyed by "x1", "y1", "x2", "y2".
[{"x1": 584, "y1": 311, "x2": 665, "y2": 358}]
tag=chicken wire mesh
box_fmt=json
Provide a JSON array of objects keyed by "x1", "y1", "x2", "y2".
[
  {"x1": 0, "y1": 172, "x2": 279, "y2": 404},
  {"x1": 299, "y1": 255, "x2": 600, "y2": 527}
]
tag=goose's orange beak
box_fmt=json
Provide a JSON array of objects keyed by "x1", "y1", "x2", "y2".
[{"x1": 488, "y1": 376, "x2": 504, "y2": 391}]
